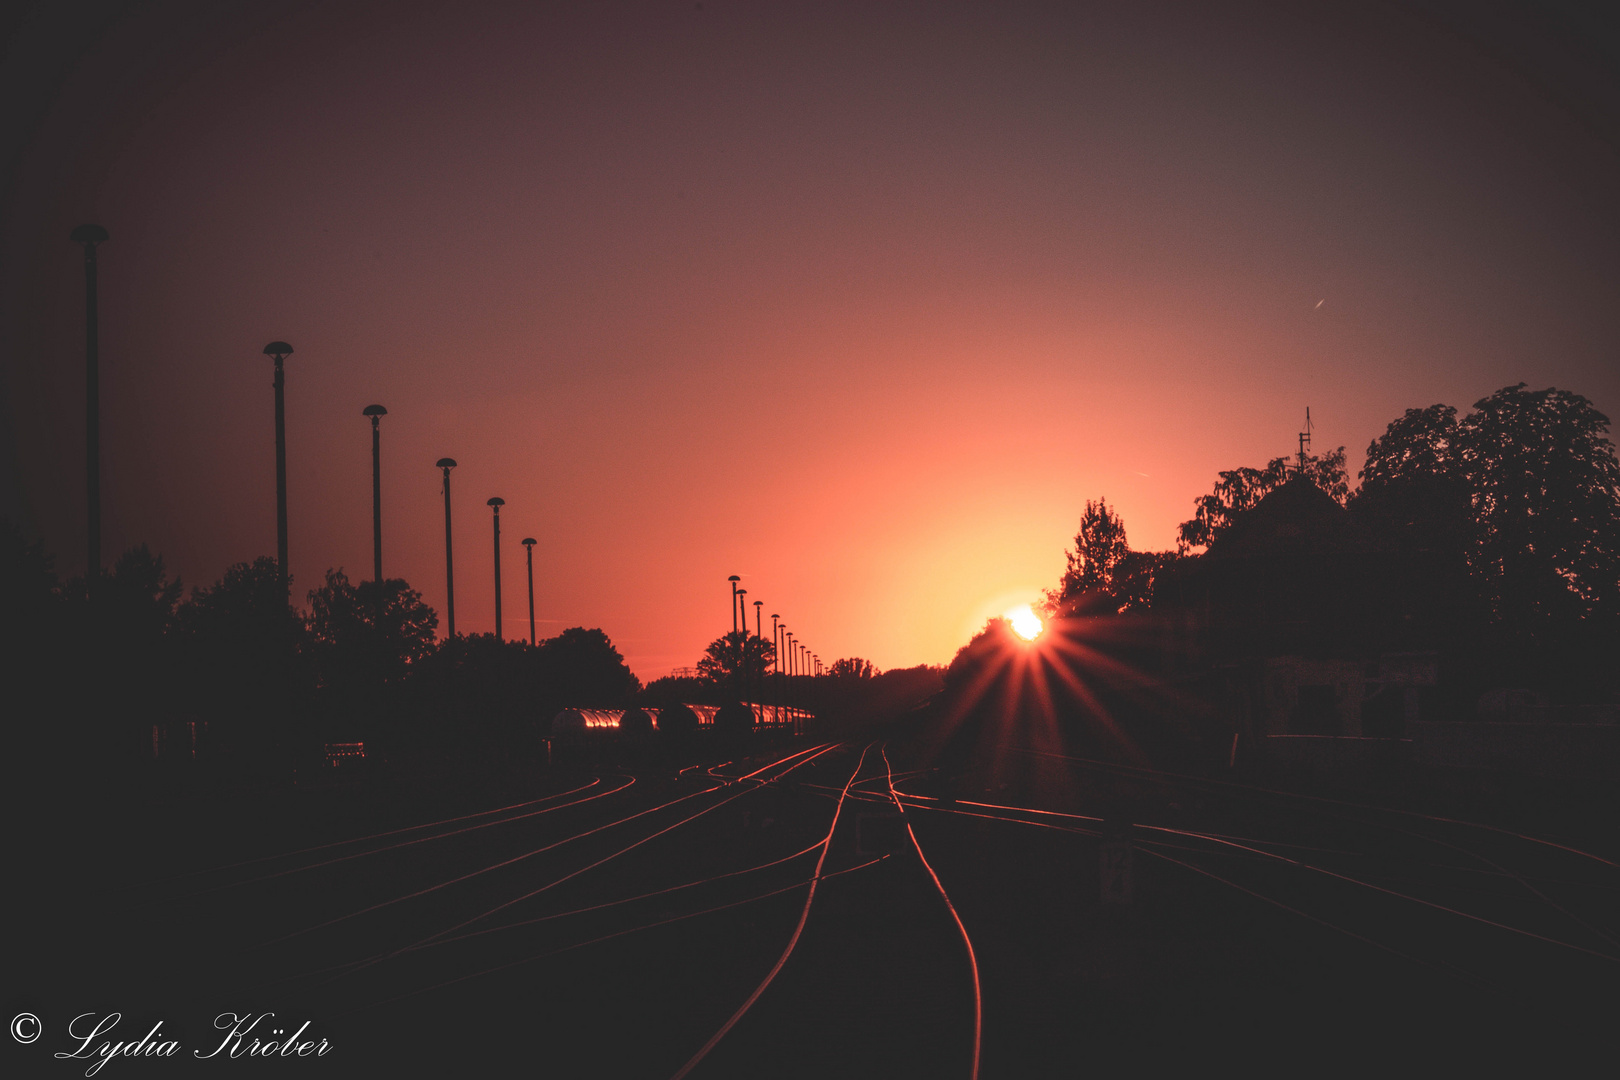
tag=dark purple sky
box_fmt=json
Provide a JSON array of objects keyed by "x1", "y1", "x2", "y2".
[{"x1": 4, "y1": 1, "x2": 1618, "y2": 676}]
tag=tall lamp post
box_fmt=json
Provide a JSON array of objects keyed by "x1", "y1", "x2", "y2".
[
  {"x1": 488, "y1": 497, "x2": 505, "y2": 638},
  {"x1": 753, "y1": 599, "x2": 765, "y2": 713},
  {"x1": 728, "y1": 575, "x2": 740, "y2": 634},
  {"x1": 260, "y1": 340, "x2": 294, "y2": 601},
  {"x1": 522, "y1": 537, "x2": 537, "y2": 646},
  {"x1": 735, "y1": 588, "x2": 747, "y2": 696},
  {"x1": 771, "y1": 613, "x2": 781, "y2": 717},
  {"x1": 72, "y1": 225, "x2": 108, "y2": 578},
  {"x1": 363, "y1": 405, "x2": 387, "y2": 582},
  {"x1": 436, "y1": 458, "x2": 457, "y2": 637}
]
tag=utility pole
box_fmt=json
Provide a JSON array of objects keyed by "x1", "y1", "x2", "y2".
[
  {"x1": 488, "y1": 497, "x2": 505, "y2": 638},
  {"x1": 437, "y1": 458, "x2": 457, "y2": 636},
  {"x1": 72, "y1": 225, "x2": 108, "y2": 579},
  {"x1": 259, "y1": 341, "x2": 294, "y2": 602},
  {"x1": 363, "y1": 405, "x2": 387, "y2": 582},
  {"x1": 522, "y1": 537, "x2": 537, "y2": 646}
]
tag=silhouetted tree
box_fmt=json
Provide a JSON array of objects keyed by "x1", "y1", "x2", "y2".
[
  {"x1": 0, "y1": 520, "x2": 69, "y2": 779},
  {"x1": 1177, "y1": 447, "x2": 1348, "y2": 552},
  {"x1": 1109, "y1": 549, "x2": 1181, "y2": 612},
  {"x1": 696, "y1": 630, "x2": 774, "y2": 685},
  {"x1": 174, "y1": 556, "x2": 310, "y2": 764},
  {"x1": 1458, "y1": 384, "x2": 1620, "y2": 628},
  {"x1": 306, "y1": 569, "x2": 438, "y2": 690},
  {"x1": 641, "y1": 673, "x2": 717, "y2": 711},
  {"x1": 303, "y1": 569, "x2": 437, "y2": 755},
  {"x1": 407, "y1": 627, "x2": 639, "y2": 760},
  {"x1": 83, "y1": 545, "x2": 183, "y2": 756},
  {"x1": 1046, "y1": 499, "x2": 1179, "y2": 615},
  {"x1": 1360, "y1": 404, "x2": 1462, "y2": 489},
  {"x1": 0, "y1": 518, "x2": 61, "y2": 618},
  {"x1": 1353, "y1": 387, "x2": 1620, "y2": 628},
  {"x1": 828, "y1": 657, "x2": 876, "y2": 679},
  {"x1": 943, "y1": 617, "x2": 1019, "y2": 697},
  {"x1": 1352, "y1": 404, "x2": 1473, "y2": 552},
  {"x1": 1056, "y1": 499, "x2": 1128, "y2": 597},
  {"x1": 407, "y1": 632, "x2": 534, "y2": 757},
  {"x1": 2, "y1": 521, "x2": 65, "y2": 664},
  {"x1": 534, "y1": 627, "x2": 642, "y2": 710}
]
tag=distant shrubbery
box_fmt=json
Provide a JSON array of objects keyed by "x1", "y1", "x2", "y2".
[{"x1": 0, "y1": 523, "x2": 640, "y2": 781}]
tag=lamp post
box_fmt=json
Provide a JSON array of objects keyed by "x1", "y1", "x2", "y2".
[
  {"x1": 260, "y1": 340, "x2": 294, "y2": 601},
  {"x1": 735, "y1": 588, "x2": 747, "y2": 695},
  {"x1": 436, "y1": 458, "x2": 457, "y2": 637},
  {"x1": 752, "y1": 599, "x2": 764, "y2": 714},
  {"x1": 771, "y1": 613, "x2": 781, "y2": 717},
  {"x1": 363, "y1": 405, "x2": 387, "y2": 582},
  {"x1": 488, "y1": 497, "x2": 505, "y2": 638},
  {"x1": 522, "y1": 537, "x2": 537, "y2": 646},
  {"x1": 728, "y1": 575, "x2": 740, "y2": 634},
  {"x1": 72, "y1": 225, "x2": 108, "y2": 579}
]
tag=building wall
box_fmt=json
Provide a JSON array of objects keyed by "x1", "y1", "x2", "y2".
[{"x1": 1255, "y1": 656, "x2": 1367, "y2": 737}]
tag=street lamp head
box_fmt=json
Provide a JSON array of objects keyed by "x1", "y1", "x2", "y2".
[
  {"x1": 522, "y1": 537, "x2": 536, "y2": 548},
  {"x1": 754, "y1": 600, "x2": 762, "y2": 608},
  {"x1": 436, "y1": 457, "x2": 457, "y2": 469},
  {"x1": 71, "y1": 224, "x2": 109, "y2": 245},
  {"x1": 728, "y1": 575, "x2": 740, "y2": 583},
  {"x1": 771, "y1": 613, "x2": 779, "y2": 619},
  {"x1": 737, "y1": 588, "x2": 747, "y2": 596},
  {"x1": 487, "y1": 497, "x2": 505, "y2": 508},
  {"x1": 363, "y1": 404, "x2": 388, "y2": 417},
  {"x1": 262, "y1": 341, "x2": 293, "y2": 359}
]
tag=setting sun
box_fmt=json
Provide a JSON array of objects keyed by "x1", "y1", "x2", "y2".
[{"x1": 1007, "y1": 604, "x2": 1043, "y2": 641}]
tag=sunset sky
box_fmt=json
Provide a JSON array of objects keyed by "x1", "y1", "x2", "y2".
[{"x1": 4, "y1": 1, "x2": 1617, "y2": 678}]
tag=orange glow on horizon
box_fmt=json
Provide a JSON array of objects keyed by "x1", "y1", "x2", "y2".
[{"x1": 9, "y1": 5, "x2": 1615, "y2": 681}]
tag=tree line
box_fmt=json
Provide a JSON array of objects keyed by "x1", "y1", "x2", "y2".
[
  {"x1": 1, "y1": 538, "x2": 641, "y2": 783},
  {"x1": 1036, "y1": 383, "x2": 1619, "y2": 700}
]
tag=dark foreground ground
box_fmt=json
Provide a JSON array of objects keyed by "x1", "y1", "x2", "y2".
[{"x1": 7, "y1": 730, "x2": 1619, "y2": 1077}]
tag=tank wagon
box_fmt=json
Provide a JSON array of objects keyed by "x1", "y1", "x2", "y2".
[{"x1": 548, "y1": 703, "x2": 814, "y2": 738}]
